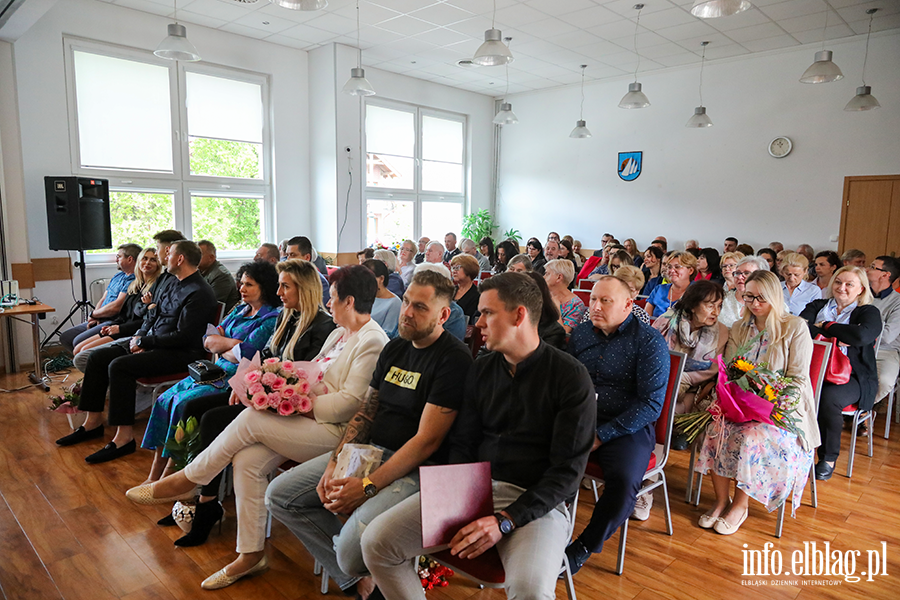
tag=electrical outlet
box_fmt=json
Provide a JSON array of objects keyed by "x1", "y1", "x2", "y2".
[{"x1": 50, "y1": 316, "x2": 59, "y2": 325}]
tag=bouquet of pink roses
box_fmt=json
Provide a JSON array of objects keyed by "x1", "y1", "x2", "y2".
[{"x1": 229, "y1": 353, "x2": 324, "y2": 417}]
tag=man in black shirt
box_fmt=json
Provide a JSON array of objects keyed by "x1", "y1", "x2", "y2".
[
  {"x1": 265, "y1": 269, "x2": 472, "y2": 599},
  {"x1": 361, "y1": 272, "x2": 596, "y2": 600},
  {"x1": 57, "y1": 240, "x2": 218, "y2": 464}
]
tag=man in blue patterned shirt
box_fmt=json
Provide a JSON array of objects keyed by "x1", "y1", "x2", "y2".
[{"x1": 565, "y1": 276, "x2": 670, "y2": 574}]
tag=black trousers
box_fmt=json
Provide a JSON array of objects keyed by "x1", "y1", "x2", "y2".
[
  {"x1": 78, "y1": 343, "x2": 203, "y2": 427},
  {"x1": 182, "y1": 394, "x2": 245, "y2": 496},
  {"x1": 818, "y1": 377, "x2": 861, "y2": 462},
  {"x1": 578, "y1": 423, "x2": 655, "y2": 554}
]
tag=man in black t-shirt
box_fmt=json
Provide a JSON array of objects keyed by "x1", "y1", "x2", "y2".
[{"x1": 266, "y1": 269, "x2": 472, "y2": 599}]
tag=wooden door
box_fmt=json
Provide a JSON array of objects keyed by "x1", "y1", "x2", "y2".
[{"x1": 840, "y1": 175, "x2": 900, "y2": 260}]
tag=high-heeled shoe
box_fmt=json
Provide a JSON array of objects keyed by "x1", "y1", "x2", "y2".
[
  {"x1": 174, "y1": 500, "x2": 224, "y2": 547},
  {"x1": 125, "y1": 482, "x2": 197, "y2": 506},
  {"x1": 157, "y1": 514, "x2": 176, "y2": 527},
  {"x1": 200, "y1": 555, "x2": 269, "y2": 590}
]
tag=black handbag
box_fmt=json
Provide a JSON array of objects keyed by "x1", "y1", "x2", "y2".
[{"x1": 188, "y1": 360, "x2": 227, "y2": 384}]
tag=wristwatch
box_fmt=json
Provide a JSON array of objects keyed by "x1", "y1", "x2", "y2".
[
  {"x1": 495, "y1": 513, "x2": 514, "y2": 535},
  {"x1": 363, "y1": 476, "x2": 378, "y2": 498}
]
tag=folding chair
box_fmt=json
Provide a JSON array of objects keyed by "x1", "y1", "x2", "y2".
[
  {"x1": 842, "y1": 324, "x2": 883, "y2": 478},
  {"x1": 585, "y1": 350, "x2": 685, "y2": 575},
  {"x1": 578, "y1": 279, "x2": 594, "y2": 290},
  {"x1": 428, "y1": 491, "x2": 581, "y2": 600},
  {"x1": 480, "y1": 271, "x2": 493, "y2": 281},
  {"x1": 573, "y1": 290, "x2": 591, "y2": 306},
  {"x1": 883, "y1": 373, "x2": 899, "y2": 439}
]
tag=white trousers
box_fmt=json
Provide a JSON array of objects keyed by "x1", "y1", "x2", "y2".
[{"x1": 183, "y1": 408, "x2": 340, "y2": 553}]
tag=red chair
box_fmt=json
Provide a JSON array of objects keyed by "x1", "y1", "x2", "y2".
[
  {"x1": 634, "y1": 298, "x2": 647, "y2": 310},
  {"x1": 573, "y1": 289, "x2": 591, "y2": 306},
  {"x1": 585, "y1": 350, "x2": 685, "y2": 575},
  {"x1": 578, "y1": 279, "x2": 594, "y2": 290},
  {"x1": 480, "y1": 271, "x2": 493, "y2": 280}
]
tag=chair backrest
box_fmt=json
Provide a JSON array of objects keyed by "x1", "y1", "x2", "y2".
[
  {"x1": 578, "y1": 279, "x2": 594, "y2": 290},
  {"x1": 90, "y1": 278, "x2": 109, "y2": 307},
  {"x1": 654, "y1": 350, "x2": 686, "y2": 468},
  {"x1": 480, "y1": 271, "x2": 492, "y2": 280},
  {"x1": 573, "y1": 289, "x2": 591, "y2": 306},
  {"x1": 214, "y1": 301, "x2": 226, "y2": 326},
  {"x1": 634, "y1": 298, "x2": 647, "y2": 309},
  {"x1": 809, "y1": 339, "x2": 831, "y2": 413},
  {"x1": 468, "y1": 324, "x2": 485, "y2": 359},
  {"x1": 873, "y1": 322, "x2": 885, "y2": 355}
]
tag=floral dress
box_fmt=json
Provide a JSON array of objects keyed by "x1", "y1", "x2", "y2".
[
  {"x1": 695, "y1": 323, "x2": 814, "y2": 515},
  {"x1": 141, "y1": 303, "x2": 280, "y2": 454},
  {"x1": 559, "y1": 295, "x2": 587, "y2": 331}
]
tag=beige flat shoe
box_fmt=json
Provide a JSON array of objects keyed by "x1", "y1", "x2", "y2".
[
  {"x1": 713, "y1": 508, "x2": 749, "y2": 535},
  {"x1": 201, "y1": 555, "x2": 269, "y2": 590},
  {"x1": 698, "y1": 502, "x2": 731, "y2": 529},
  {"x1": 125, "y1": 482, "x2": 196, "y2": 506}
]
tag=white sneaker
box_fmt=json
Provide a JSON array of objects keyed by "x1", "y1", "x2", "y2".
[{"x1": 631, "y1": 494, "x2": 653, "y2": 521}]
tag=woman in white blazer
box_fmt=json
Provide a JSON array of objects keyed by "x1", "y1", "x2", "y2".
[{"x1": 125, "y1": 265, "x2": 389, "y2": 590}]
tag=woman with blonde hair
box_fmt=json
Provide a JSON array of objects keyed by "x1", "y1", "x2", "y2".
[
  {"x1": 623, "y1": 238, "x2": 643, "y2": 268},
  {"x1": 781, "y1": 252, "x2": 821, "y2": 315},
  {"x1": 73, "y1": 248, "x2": 163, "y2": 366},
  {"x1": 614, "y1": 265, "x2": 651, "y2": 325},
  {"x1": 645, "y1": 251, "x2": 698, "y2": 318},
  {"x1": 800, "y1": 266, "x2": 881, "y2": 480},
  {"x1": 696, "y1": 270, "x2": 819, "y2": 534},
  {"x1": 544, "y1": 258, "x2": 585, "y2": 333}
]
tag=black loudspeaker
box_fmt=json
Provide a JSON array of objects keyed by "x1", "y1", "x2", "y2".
[{"x1": 44, "y1": 176, "x2": 112, "y2": 251}]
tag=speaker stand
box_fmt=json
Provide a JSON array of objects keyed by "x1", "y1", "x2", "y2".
[{"x1": 41, "y1": 250, "x2": 94, "y2": 351}]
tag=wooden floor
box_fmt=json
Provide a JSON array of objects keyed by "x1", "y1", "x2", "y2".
[{"x1": 1, "y1": 370, "x2": 898, "y2": 600}]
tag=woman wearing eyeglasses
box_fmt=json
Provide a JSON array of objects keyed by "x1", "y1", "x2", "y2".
[
  {"x1": 645, "y1": 251, "x2": 698, "y2": 318},
  {"x1": 800, "y1": 266, "x2": 882, "y2": 481},
  {"x1": 719, "y1": 255, "x2": 767, "y2": 327},
  {"x1": 696, "y1": 270, "x2": 819, "y2": 535}
]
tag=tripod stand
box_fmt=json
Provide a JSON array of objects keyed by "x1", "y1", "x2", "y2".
[{"x1": 42, "y1": 249, "x2": 94, "y2": 349}]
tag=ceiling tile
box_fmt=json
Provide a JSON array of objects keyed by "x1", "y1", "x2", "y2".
[
  {"x1": 279, "y1": 22, "x2": 342, "y2": 43},
  {"x1": 777, "y1": 11, "x2": 838, "y2": 34},
  {"x1": 114, "y1": 0, "x2": 172, "y2": 18},
  {"x1": 255, "y1": 2, "x2": 325, "y2": 24},
  {"x1": 579, "y1": 39, "x2": 631, "y2": 58},
  {"x1": 265, "y1": 34, "x2": 316, "y2": 50},
  {"x1": 513, "y1": 38, "x2": 567, "y2": 58},
  {"x1": 676, "y1": 32, "x2": 734, "y2": 51},
  {"x1": 355, "y1": 25, "x2": 405, "y2": 45},
  {"x1": 654, "y1": 52, "x2": 701, "y2": 66},
  {"x1": 604, "y1": 0, "x2": 678, "y2": 18},
  {"x1": 838, "y1": 1, "x2": 900, "y2": 22},
  {"x1": 409, "y1": 2, "x2": 474, "y2": 26},
  {"x1": 639, "y1": 41, "x2": 691, "y2": 59},
  {"x1": 612, "y1": 28, "x2": 671, "y2": 50},
  {"x1": 444, "y1": 0, "x2": 518, "y2": 16},
  {"x1": 220, "y1": 22, "x2": 271, "y2": 39},
  {"x1": 231, "y1": 11, "x2": 299, "y2": 34},
  {"x1": 559, "y1": 5, "x2": 621, "y2": 29},
  {"x1": 524, "y1": 0, "x2": 597, "y2": 16},
  {"x1": 847, "y1": 13, "x2": 900, "y2": 34},
  {"x1": 304, "y1": 12, "x2": 360, "y2": 35},
  {"x1": 383, "y1": 37, "x2": 440, "y2": 55},
  {"x1": 702, "y1": 43, "x2": 750, "y2": 59},
  {"x1": 516, "y1": 17, "x2": 579, "y2": 38},
  {"x1": 724, "y1": 22, "x2": 787, "y2": 43},
  {"x1": 178, "y1": 0, "x2": 251, "y2": 22},
  {"x1": 759, "y1": 0, "x2": 831, "y2": 22},
  {"x1": 377, "y1": 15, "x2": 436, "y2": 36},
  {"x1": 369, "y1": 0, "x2": 443, "y2": 14},
  {"x1": 587, "y1": 19, "x2": 648, "y2": 41},
  {"x1": 493, "y1": 4, "x2": 550, "y2": 27},
  {"x1": 411, "y1": 27, "x2": 471, "y2": 46},
  {"x1": 790, "y1": 23, "x2": 854, "y2": 44},
  {"x1": 331, "y1": 2, "x2": 402, "y2": 26},
  {"x1": 636, "y1": 7, "x2": 698, "y2": 31},
  {"x1": 655, "y1": 20, "x2": 717, "y2": 41},
  {"x1": 545, "y1": 28, "x2": 601, "y2": 48},
  {"x1": 170, "y1": 10, "x2": 228, "y2": 29},
  {"x1": 444, "y1": 16, "x2": 494, "y2": 38},
  {"x1": 704, "y1": 8, "x2": 775, "y2": 32},
  {"x1": 740, "y1": 34, "x2": 801, "y2": 52}
]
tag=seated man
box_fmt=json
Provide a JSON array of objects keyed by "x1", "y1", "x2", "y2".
[
  {"x1": 415, "y1": 263, "x2": 466, "y2": 341},
  {"x1": 424, "y1": 241, "x2": 445, "y2": 266},
  {"x1": 59, "y1": 243, "x2": 139, "y2": 352},
  {"x1": 361, "y1": 273, "x2": 596, "y2": 600},
  {"x1": 842, "y1": 248, "x2": 866, "y2": 268},
  {"x1": 460, "y1": 237, "x2": 490, "y2": 272},
  {"x1": 254, "y1": 243, "x2": 280, "y2": 264},
  {"x1": 414, "y1": 237, "x2": 429, "y2": 264},
  {"x1": 56, "y1": 240, "x2": 218, "y2": 464},
  {"x1": 443, "y1": 233, "x2": 461, "y2": 263},
  {"x1": 266, "y1": 269, "x2": 472, "y2": 599},
  {"x1": 198, "y1": 240, "x2": 241, "y2": 314},
  {"x1": 565, "y1": 276, "x2": 670, "y2": 573},
  {"x1": 285, "y1": 235, "x2": 331, "y2": 306},
  {"x1": 868, "y1": 256, "x2": 900, "y2": 406}
]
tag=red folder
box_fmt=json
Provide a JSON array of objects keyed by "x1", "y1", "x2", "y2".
[{"x1": 419, "y1": 462, "x2": 493, "y2": 550}]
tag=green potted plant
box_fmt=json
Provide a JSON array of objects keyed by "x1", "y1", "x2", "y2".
[{"x1": 461, "y1": 209, "x2": 498, "y2": 242}]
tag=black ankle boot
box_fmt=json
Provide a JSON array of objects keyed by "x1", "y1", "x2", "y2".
[{"x1": 174, "y1": 500, "x2": 224, "y2": 547}]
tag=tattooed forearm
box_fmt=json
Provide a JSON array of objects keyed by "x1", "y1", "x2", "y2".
[{"x1": 330, "y1": 388, "x2": 380, "y2": 462}]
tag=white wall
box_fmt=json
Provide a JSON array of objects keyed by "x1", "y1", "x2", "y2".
[
  {"x1": 4, "y1": 0, "x2": 309, "y2": 364},
  {"x1": 497, "y1": 31, "x2": 900, "y2": 253}
]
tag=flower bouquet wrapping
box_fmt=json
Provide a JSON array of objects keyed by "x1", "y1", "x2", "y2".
[
  {"x1": 229, "y1": 352, "x2": 325, "y2": 416},
  {"x1": 47, "y1": 379, "x2": 85, "y2": 430},
  {"x1": 675, "y1": 332, "x2": 805, "y2": 446}
]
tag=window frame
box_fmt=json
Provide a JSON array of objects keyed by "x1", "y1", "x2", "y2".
[
  {"x1": 363, "y1": 98, "x2": 467, "y2": 244},
  {"x1": 63, "y1": 36, "x2": 272, "y2": 263}
]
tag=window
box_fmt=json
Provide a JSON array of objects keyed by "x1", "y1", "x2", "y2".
[
  {"x1": 65, "y1": 38, "x2": 271, "y2": 257},
  {"x1": 364, "y1": 101, "x2": 466, "y2": 247}
]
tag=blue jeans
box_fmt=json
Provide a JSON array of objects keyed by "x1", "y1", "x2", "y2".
[{"x1": 265, "y1": 448, "x2": 420, "y2": 590}]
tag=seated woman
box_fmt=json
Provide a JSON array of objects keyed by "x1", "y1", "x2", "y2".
[
  {"x1": 652, "y1": 280, "x2": 727, "y2": 418},
  {"x1": 559, "y1": 238, "x2": 580, "y2": 273},
  {"x1": 544, "y1": 258, "x2": 585, "y2": 334},
  {"x1": 450, "y1": 253, "x2": 480, "y2": 321},
  {"x1": 140, "y1": 260, "x2": 281, "y2": 481},
  {"x1": 614, "y1": 265, "x2": 651, "y2": 324},
  {"x1": 374, "y1": 249, "x2": 405, "y2": 298},
  {"x1": 641, "y1": 245, "x2": 665, "y2": 296},
  {"x1": 363, "y1": 259, "x2": 401, "y2": 336},
  {"x1": 526, "y1": 271, "x2": 567, "y2": 349},
  {"x1": 696, "y1": 248, "x2": 724, "y2": 284},
  {"x1": 623, "y1": 238, "x2": 643, "y2": 268},
  {"x1": 813, "y1": 250, "x2": 841, "y2": 291},
  {"x1": 507, "y1": 253, "x2": 533, "y2": 273},
  {"x1": 492, "y1": 240, "x2": 518, "y2": 275},
  {"x1": 646, "y1": 251, "x2": 698, "y2": 318},
  {"x1": 526, "y1": 238, "x2": 547, "y2": 274},
  {"x1": 397, "y1": 239, "x2": 417, "y2": 288},
  {"x1": 800, "y1": 266, "x2": 881, "y2": 481},
  {"x1": 564, "y1": 235, "x2": 584, "y2": 268},
  {"x1": 479, "y1": 236, "x2": 496, "y2": 271},
  {"x1": 167, "y1": 260, "x2": 337, "y2": 547},
  {"x1": 126, "y1": 266, "x2": 389, "y2": 589},
  {"x1": 696, "y1": 270, "x2": 819, "y2": 534},
  {"x1": 781, "y1": 252, "x2": 821, "y2": 315},
  {"x1": 717, "y1": 251, "x2": 745, "y2": 327},
  {"x1": 757, "y1": 248, "x2": 778, "y2": 274},
  {"x1": 72, "y1": 248, "x2": 162, "y2": 370}
]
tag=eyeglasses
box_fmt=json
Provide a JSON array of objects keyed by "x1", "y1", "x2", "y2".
[
  {"x1": 450, "y1": 265, "x2": 463, "y2": 272},
  {"x1": 734, "y1": 270, "x2": 754, "y2": 278},
  {"x1": 869, "y1": 263, "x2": 889, "y2": 273},
  {"x1": 742, "y1": 293, "x2": 768, "y2": 305}
]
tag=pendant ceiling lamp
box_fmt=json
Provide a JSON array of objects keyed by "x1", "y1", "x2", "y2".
[
  {"x1": 690, "y1": 0, "x2": 752, "y2": 19},
  {"x1": 154, "y1": 0, "x2": 201, "y2": 62},
  {"x1": 473, "y1": 0, "x2": 513, "y2": 66},
  {"x1": 342, "y1": 0, "x2": 375, "y2": 97},
  {"x1": 570, "y1": 66, "x2": 592, "y2": 138},
  {"x1": 800, "y1": 1, "x2": 843, "y2": 83},
  {"x1": 619, "y1": 4, "x2": 650, "y2": 109},
  {"x1": 686, "y1": 42, "x2": 713, "y2": 128},
  {"x1": 845, "y1": 8, "x2": 880, "y2": 111},
  {"x1": 493, "y1": 55, "x2": 518, "y2": 126},
  {"x1": 269, "y1": 0, "x2": 327, "y2": 10}
]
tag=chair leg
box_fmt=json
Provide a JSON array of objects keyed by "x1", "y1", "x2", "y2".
[
  {"x1": 616, "y1": 519, "x2": 629, "y2": 576},
  {"x1": 847, "y1": 411, "x2": 860, "y2": 478},
  {"x1": 562, "y1": 556, "x2": 577, "y2": 600},
  {"x1": 885, "y1": 388, "x2": 894, "y2": 439},
  {"x1": 693, "y1": 473, "x2": 703, "y2": 507},
  {"x1": 591, "y1": 480, "x2": 599, "y2": 504},
  {"x1": 809, "y1": 462, "x2": 818, "y2": 509},
  {"x1": 775, "y1": 502, "x2": 785, "y2": 538},
  {"x1": 660, "y1": 475, "x2": 673, "y2": 536},
  {"x1": 313, "y1": 560, "x2": 322, "y2": 576},
  {"x1": 320, "y1": 568, "x2": 330, "y2": 594},
  {"x1": 867, "y1": 412, "x2": 874, "y2": 457},
  {"x1": 685, "y1": 442, "x2": 697, "y2": 503}
]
